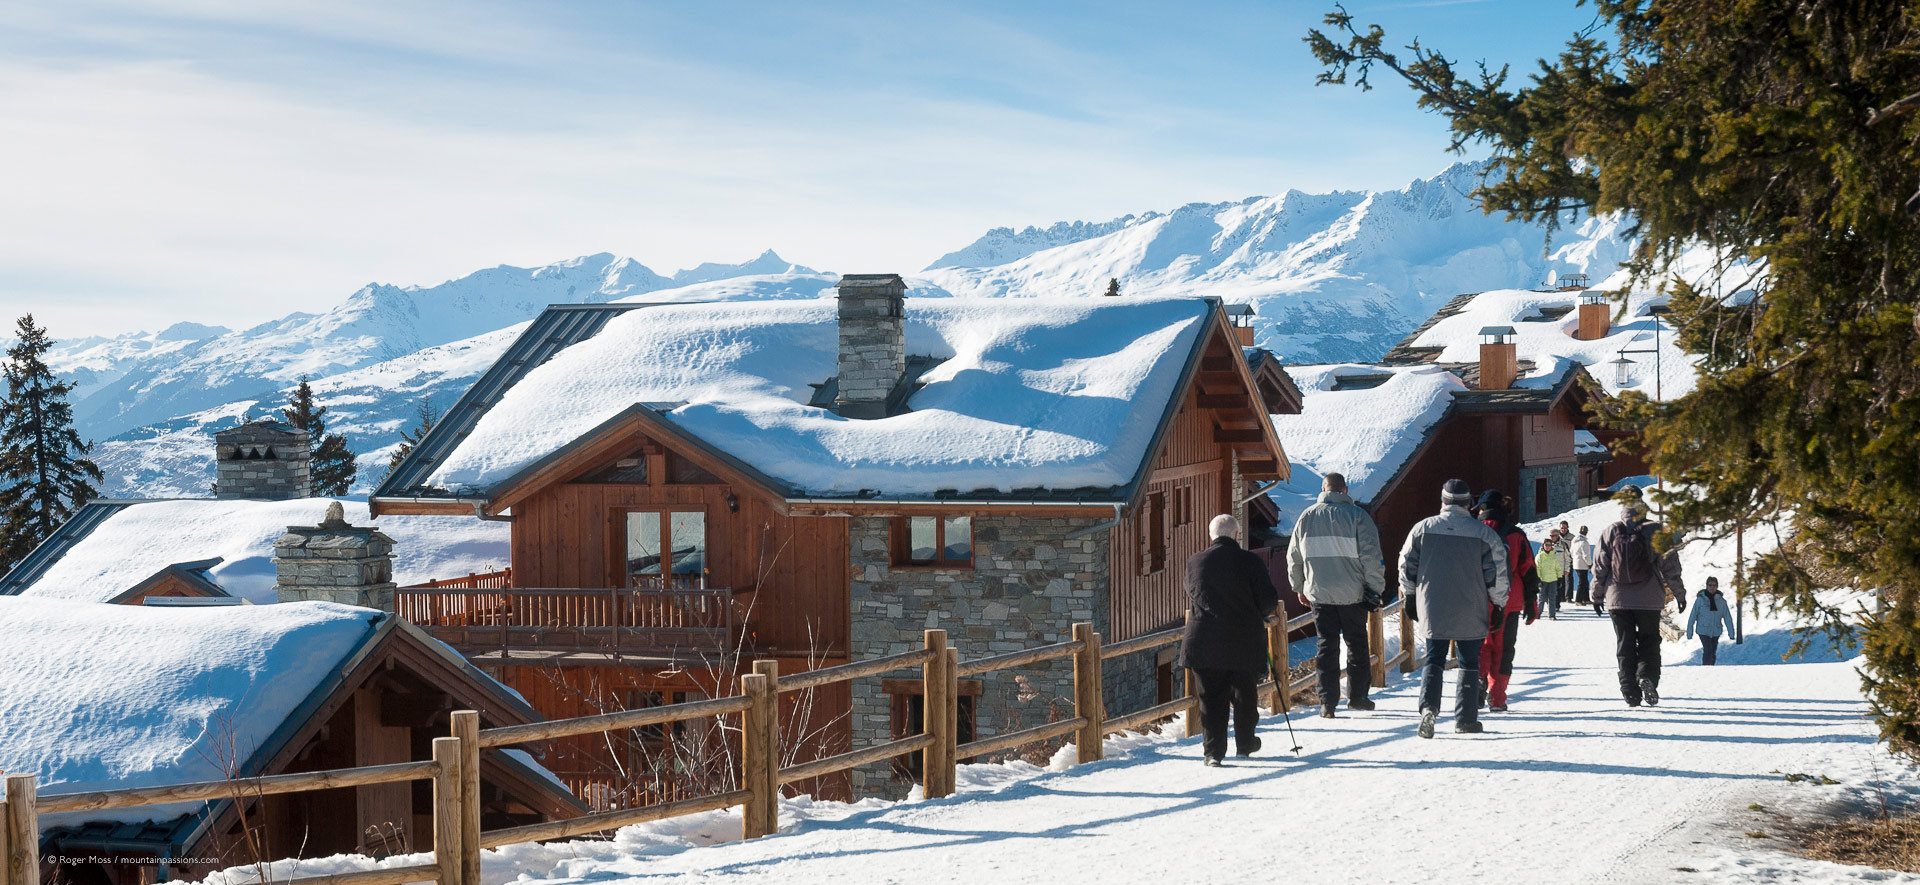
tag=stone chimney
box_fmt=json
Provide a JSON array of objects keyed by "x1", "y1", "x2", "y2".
[
  {"x1": 834, "y1": 274, "x2": 907, "y2": 419},
  {"x1": 272, "y1": 501, "x2": 397, "y2": 611},
  {"x1": 1478, "y1": 326, "x2": 1518, "y2": 390},
  {"x1": 216, "y1": 420, "x2": 312, "y2": 500},
  {"x1": 1575, "y1": 291, "x2": 1611, "y2": 340}
]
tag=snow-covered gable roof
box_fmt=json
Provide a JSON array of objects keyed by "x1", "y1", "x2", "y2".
[
  {"x1": 0, "y1": 598, "x2": 380, "y2": 824},
  {"x1": 415, "y1": 297, "x2": 1219, "y2": 499},
  {"x1": 6, "y1": 498, "x2": 508, "y2": 604},
  {"x1": 1266, "y1": 364, "x2": 1465, "y2": 527}
]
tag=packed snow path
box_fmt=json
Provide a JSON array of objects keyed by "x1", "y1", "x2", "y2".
[{"x1": 467, "y1": 613, "x2": 1893, "y2": 884}]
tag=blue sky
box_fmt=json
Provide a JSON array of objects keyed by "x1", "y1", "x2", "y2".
[{"x1": 0, "y1": 0, "x2": 1600, "y2": 337}]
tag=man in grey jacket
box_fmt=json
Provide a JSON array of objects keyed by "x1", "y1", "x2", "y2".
[
  {"x1": 1399, "y1": 478, "x2": 1509, "y2": 738},
  {"x1": 1288, "y1": 472, "x2": 1386, "y2": 718}
]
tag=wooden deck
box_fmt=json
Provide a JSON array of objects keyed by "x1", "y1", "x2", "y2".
[{"x1": 396, "y1": 586, "x2": 736, "y2": 662}]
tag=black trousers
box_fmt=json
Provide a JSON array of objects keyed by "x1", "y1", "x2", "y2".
[
  {"x1": 1701, "y1": 634, "x2": 1720, "y2": 665},
  {"x1": 1313, "y1": 602, "x2": 1372, "y2": 707},
  {"x1": 1610, "y1": 609, "x2": 1663, "y2": 699},
  {"x1": 1194, "y1": 667, "x2": 1261, "y2": 759}
]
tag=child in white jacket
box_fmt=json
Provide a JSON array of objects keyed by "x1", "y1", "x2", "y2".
[{"x1": 1685, "y1": 577, "x2": 1738, "y2": 665}]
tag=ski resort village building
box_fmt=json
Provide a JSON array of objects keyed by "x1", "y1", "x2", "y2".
[
  {"x1": 370, "y1": 275, "x2": 1298, "y2": 799},
  {"x1": 1266, "y1": 284, "x2": 1678, "y2": 590}
]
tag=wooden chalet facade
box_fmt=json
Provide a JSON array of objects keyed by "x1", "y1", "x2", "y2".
[{"x1": 373, "y1": 278, "x2": 1296, "y2": 800}]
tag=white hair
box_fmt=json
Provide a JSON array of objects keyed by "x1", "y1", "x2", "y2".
[{"x1": 1209, "y1": 514, "x2": 1239, "y2": 540}]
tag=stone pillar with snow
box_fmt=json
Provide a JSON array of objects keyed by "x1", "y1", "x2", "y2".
[
  {"x1": 834, "y1": 273, "x2": 907, "y2": 419},
  {"x1": 273, "y1": 501, "x2": 398, "y2": 611}
]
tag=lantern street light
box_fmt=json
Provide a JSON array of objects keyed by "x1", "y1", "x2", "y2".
[{"x1": 1611, "y1": 304, "x2": 1669, "y2": 403}]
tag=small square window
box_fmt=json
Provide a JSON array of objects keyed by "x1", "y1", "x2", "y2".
[{"x1": 895, "y1": 516, "x2": 974, "y2": 567}]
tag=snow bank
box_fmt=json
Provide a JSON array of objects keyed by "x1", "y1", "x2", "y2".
[
  {"x1": 0, "y1": 598, "x2": 379, "y2": 825},
  {"x1": 1266, "y1": 363, "x2": 1464, "y2": 526},
  {"x1": 16, "y1": 499, "x2": 508, "y2": 603},
  {"x1": 427, "y1": 297, "x2": 1210, "y2": 497}
]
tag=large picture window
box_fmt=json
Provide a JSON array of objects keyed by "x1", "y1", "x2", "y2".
[
  {"x1": 893, "y1": 516, "x2": 973, "y2": 567},
  {"x1": 625, "y1": 510, "x2": 707, "y2": 588}
]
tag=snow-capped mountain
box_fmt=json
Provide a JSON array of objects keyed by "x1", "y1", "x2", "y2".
[{"x1": 63, "y1": 160, "x2": 1653, "y2": 498}]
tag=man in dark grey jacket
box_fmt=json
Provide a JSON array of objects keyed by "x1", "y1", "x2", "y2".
[
  {"x1": 1399, "y1": 479, "x2": 1509, "y2": 738},
  {"x1": 1594, "y1": 493, "x2": 1688, "y2": 707},
  {"x1": 1287, "y1": 472, "x2": 1386, "y2": 717}
]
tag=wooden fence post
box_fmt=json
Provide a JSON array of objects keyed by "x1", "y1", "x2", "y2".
[
  {"x1": 1, "y1": 793, "x2": 9, "y2": 885},
  {"x1": 1399, "y1": 602, "x2": 1418, "y2": 673},
  {"x1": 921, "y1": 630, "x2": 954, "y2": 798},
  {"x1": 1182, "y1": 609, "x2": 1202, "y2": 738},
  {"x1": 3, "y1": 775, "x2": 35, "y2": 885},
  {"x1": 1072, "y1": 623, "x2": 1104, "y2": 764},
  {"x1": 1268, "y1": 619, "x2": 1290, "y2": 713},
  {"x1": 450, "y1": 711, "x2": 482, "y2": 885},
  {"x1": 431, "y1": 737, "x2": 463, "y2": 885},
  {"x1": 1368, "y1": 608, "x2": 1388, "y2": 687},
  {"x1": 740, "y1": 671, "x2": 778, "y2": 839}
]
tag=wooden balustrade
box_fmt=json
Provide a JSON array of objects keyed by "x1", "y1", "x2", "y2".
[
  {"x1": 394, "y1": 586, "x2": 733, "y2": 659},
  {"x1": 401, "y1": 569, "x2": 514, "y2": 590},
  {"x1": 0, "y1": 610, "x2": 1428, "y2": 885}
]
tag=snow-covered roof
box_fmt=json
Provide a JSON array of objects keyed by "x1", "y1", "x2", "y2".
[
  {"x1": 6, "y1": 498, "x2": 508, "y2": 604},
  {"x1": 0, "y1": 598, "x2": 380, "y2": 824},
  {"x1": 1391, "y1": 287, "x2": 1696, "y2": 398},
  {"x1": 1575, "y1": 429, "x2": 1607, "y2": 456},
  {"x1": 1266, "y1": 364, "x2": 1464, "y2": 527},
  {"x1": 417, "y1": 297, "x2": 1216, "y2": 499}
]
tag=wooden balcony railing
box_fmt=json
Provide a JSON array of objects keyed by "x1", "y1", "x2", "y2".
[
  {"x1": 403, "y1": 568, "x2": 514, "y2": 590},
  {"x1": 395, "y1": 586, "x2": 734, "y2": 661}
]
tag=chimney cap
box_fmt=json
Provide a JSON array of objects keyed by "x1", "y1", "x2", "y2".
[
  {"x1": 1479, "y1": 325, "x2": 1517, "y2": 337},
  {"x1": 837, "y1": 273, "x2": 907, "y2": 290}
]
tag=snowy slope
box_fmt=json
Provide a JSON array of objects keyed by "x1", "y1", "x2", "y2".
[
  {"x1": 0, "y1": 598, "x2": 380, "y2": 825},
  {"x1": 15, "y1": 498, "x2": 508, "y2": 603}
]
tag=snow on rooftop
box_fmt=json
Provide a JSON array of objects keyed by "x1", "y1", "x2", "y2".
[
  {"x1": 1575, "y1": 429, "x2": 1606, "y2": 456},
  {"x1": 427, "y1": 297, "x2": 1212, "y2": 497},
  {"x1": 17, "y1": 499, "x2": 508, "y2": 604},
  {"x1": 0, "y1": 598, "x2": 379, "y2": 824},
  {"x1": 1267, "y1": 364, "x2": 1464, "y2": 527},
  {"x1": 1408, "y1": 287, "x2": 1696, "y2": 398}
]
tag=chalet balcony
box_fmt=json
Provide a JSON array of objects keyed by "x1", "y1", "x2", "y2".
[{"x1": 396, "y1": 571, "x2": 737, "y2": 665}]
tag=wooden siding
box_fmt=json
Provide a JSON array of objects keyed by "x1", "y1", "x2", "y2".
[
  {"x1": 1521, "y1": 400, "x2": 1579, "y2": 466},
  {"x1": 1106, "y1": 384, "x2": 1231, "y2": 642}
]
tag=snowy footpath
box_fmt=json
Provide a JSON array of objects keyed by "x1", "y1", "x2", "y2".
[{"x1": 232, "y1": 605, "x2": 1915, "y2": 885}]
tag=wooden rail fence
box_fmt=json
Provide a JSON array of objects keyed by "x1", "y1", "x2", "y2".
[{"x1": 0, "y1": 606, "x2": 1423, "y2": 885}]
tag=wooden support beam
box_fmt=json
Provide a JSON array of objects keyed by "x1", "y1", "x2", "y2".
[
  {"x1": 1072, "y1": 623, "x2": 1104, "y2": 764},
  {"x1": 431, "y1": 738, "x2": 463, "y2": 885},
  {"x1": 1196, "y1": 394, "x2": 1247, "y2": 409},
  {"x1": 1213, "y1": 429, "x2": 1264, "y2": 444},
  {"x1": 450, "y1": 711, "x2": 482, "y2": 885}
]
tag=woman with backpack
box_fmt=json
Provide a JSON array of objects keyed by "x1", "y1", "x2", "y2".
[
  {"x1": 1593, "y1": 489, "x2": 1688, "y2": 706},
  {"x1": 1686, "y1": 577, "x2": 1738, "y2": 665},
  {"x1": 1472, "y1": 490, "x2": 1538, "y2": 713}
]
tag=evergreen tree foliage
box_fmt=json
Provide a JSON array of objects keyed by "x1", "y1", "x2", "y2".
[
  {"x1": 281, "y1": 376, "x2": 357, "y2": 496},
  {"x1": 0, "y1": 314, "x2": 102, "y2": 570},
  {"x1": 1308, "y1": 2, "x2": 1920, "y2": 756},
  {"x1": 386, "y1": 399, "x2": 438, "y2": 475},
  {"x1": 1104, "y1": 278, "x2": 1122, "y2": 297}
]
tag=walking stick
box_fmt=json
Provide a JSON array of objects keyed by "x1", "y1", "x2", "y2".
[{"x1": 1270, "y1": 653, "x2": 1304, "y2": 754}]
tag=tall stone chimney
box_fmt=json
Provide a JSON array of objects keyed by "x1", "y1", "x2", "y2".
[
  {"x1": 272, "y1": 501, "x2": 397, "y2": 611},
  {"x1": 216, "y1": 420, "x2": 312, "y2": 500},
  {"x1": 1478, "y1": 326, "x2": 1518, "y2": 390},
  {"x1": 834, "y1": 274, "x2": 907, "y2": 419},
  {"x1": 1575, "y1": 291, "x2": 1611, "y2": 340}
]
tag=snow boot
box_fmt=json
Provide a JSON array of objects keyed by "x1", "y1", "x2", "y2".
[
  {"x1": 1348, "y1": 697, "x2": 1376, "y2": 712},
  {"x1": 1641, "y1": 677, "x2": 1660, "y2": 706},
  {"x1": 1319, "y1": 707, "x2": 1337, "y2": 719},
  {"x1": 1455, "y1": 719, "x2": 1484, "y2": 734},
  {"x1": 1488, "y1": 703, "x2": 1508, "y2": 713},
  {"x1": 1203, "y1": 755, "x2": 1223, "y2": 767},
  {"x1": 1237, "y1": 736, "x2": 1262, "y2": 757},
  {"x1": 1418, "y1": 710, "x2": 1437, "y2": 739}
]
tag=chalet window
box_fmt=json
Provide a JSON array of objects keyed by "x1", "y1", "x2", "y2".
[
  {"x1": 885, "y1": 679, "x2": 980, "y2": 779},
  {"x1": 1141, "y1": 492, "x2": 1167, "y2": 576},
  {"x1": 625, "y1": 510, "x2": 707, "y2": 588},
  {"x1": 577, "y1": 455, "x2": 648, "y2": 484},
  {"x1": 894, "y1": 516, "x2": 972, "y2": 567},
  {"x1": 1534, "y1": 476, "x2": 1550, "y2": 516}
]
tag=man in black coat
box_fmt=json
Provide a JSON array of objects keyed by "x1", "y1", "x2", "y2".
[{"x1": 1180, "y1": 513, "x2": 1281, "y2": 766}]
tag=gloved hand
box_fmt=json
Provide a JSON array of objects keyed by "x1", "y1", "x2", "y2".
[
  {"x1": 1362, "y1": 587, "x2": 1383, "y2": 612},
  {"x1": 1524, "y1": 600, "x2": 1538, "y2": 625},
  {"x1": 1489, "y1": 604, "x2": 1503, "y2": 629},
  {"x1": 1406, "y1": 594, "x2": 1419, "y2": 621},
  {"x1": 1676, "y1": 597, "x2": 1688, "y2": 613}
]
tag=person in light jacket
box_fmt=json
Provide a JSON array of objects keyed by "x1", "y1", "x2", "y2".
[
  {"x1": 1288, "y1": 472, "x2": 1386, "y2": 718},
  {"x1": 1569, "y1": 525, "x2": 1595, "y2": 609},
  {"x1": 1399, "y1": 478, "x2": 1509, "y2": 738},
  {"x1": 1536, "y1": 534, "x2": 1566, "y2": 620},
  {"x1": 1686, "y1": 577, "x2": 1738, "y2": 665}
]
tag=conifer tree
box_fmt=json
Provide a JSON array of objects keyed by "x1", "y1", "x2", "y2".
[
  {"x1": 282, "y1": 376, "x2": 357, "y2": 496},
  {"x1": 1103, "y1": 278, "x2": 1121, "y2": 297},
  {"x1": 1308, "y1": 3, "x2": 1920, "y2": 755},
  {"x1": 386, "y1": 399, "x2": 438, "y2": 475},
  {"x1": 0, "y1": 314, "x2": 102, "y2": 570}
]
